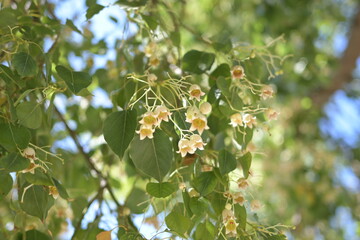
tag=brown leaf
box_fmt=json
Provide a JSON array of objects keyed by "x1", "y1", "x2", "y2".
[{"x1": 96, "y1": 231, "x2": 111, "y2": 240}]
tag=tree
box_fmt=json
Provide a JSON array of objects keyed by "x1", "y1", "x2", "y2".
[{"x1": 0, "y1": 0, "x2": 359, "y2": 240}]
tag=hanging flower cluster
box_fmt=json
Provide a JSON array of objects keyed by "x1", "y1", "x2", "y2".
[{"x1": 136, "y1": 105, "x2": 172, "y2": 140}]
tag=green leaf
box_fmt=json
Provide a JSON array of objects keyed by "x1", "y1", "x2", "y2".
[
  {"x1": 20, "y1": 184, "x2": 54, "y2": 221},
  {"x1": 218, "y1": 149, "x2": 237, "y2": 175},
  {"x1": 182, "y1": 50, "x2": 215, "y2": 74},
  {"x1": 16, "y1": 101, "x2": 42, "y2": 129},
  {"x1": 52, "y1": 178, "x2": 70, "y2": 200},
  {"x1": 86, "y1": 4, "x2": 105, "y2": 20},
  {"x1": 146, "y1": 182, "x2": 177, "y2": 198},
  {"x1": 24, "y1": 169, "x2": 54, "y2": 186},
  {"x1": 234, "y1": 204, "x2": 247, "y2": 230},
  {"x1": 0, "y1": 171, "x2": 13, "y2": 200},
  {"x1": 217, "y1": 76, "x2": 231, "y2": 97},
  {"x1": 103, "y1": 110, "x2": 137, "y2": 159},
  {"x1": 238, "y1": 152, "x2": 252, "y2": 178},
  {"x1": 141, "y1": 14, "x2": 158, "y2": 30},
  {"x1": 12, "y1": 52, "x2": 37, "y2": 77},
  {"x1": 56, "y1": 65, "x2": 92, "y2": 94},
  {"x1": 165, "y1": 210, "x2": 192, "y2": 235},
  {"x1": 189, "y1": 197, "x2": 207, "y2": 216},
  {"x1": 65, "y1": 19, "x2": 82, "y2": 34},
  {"x1": 116, "y1": 0, "x2": 148, "y2": 7},
  {"x1": 0, "y1": 124, "x2": 31, "y2": 152},
  {"x1": 125, "y1": 188, "x2": 149, "y2": 214},
  {"x1": 209, "y1": 63, "x2": 230, "y2": 86},
  {"x1": 16, "y1": 229, "x2": 52, "y2": 240},
  {"x1": 194, "y1": 222, "x2": 213, "y2": 240},
  {"x1": 0, "y1": 64, "x2": 23, "y2": 87},
  {"x1": 0, "y1": 153, "x2": 30, "y2": 172},
  {"x1": 129, "y1": 130, "x2": 173, "y2": 182},
  {"x1": 193, "y1": 172, "x2": 217, "y2": 196}
]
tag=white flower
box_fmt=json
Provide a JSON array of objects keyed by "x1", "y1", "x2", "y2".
[
  {"x1": 199, "y1": 102, "x2": 212, "y2": 115},
  {"x1": 225, "y1": 217, "x2": 239, "y2": 236},
  {"x1": 147, "y1": 73, "x2": 157, "y2": 86},
  {"x1": 139, "y1": 111, "x2": 159, "y2": 126},
  {"x1": 189, "y1": 134, "x2": 206, "y2": 150},
  {"x1": 230, "y1": 113, "x2": 243, "y2": 127},
  {"x1": 243, "y1": 114, "x2": 256, "y2": 128},
  {"x1": 178, "y1": 182, "x2": 186, "y2": 191},
  {"x1": 185, "y1": 106, "x2": 201, "y2": 122},
  {"x1": 136, "y1": 125, "x2": 155, "y2": 140},
  {"x1": 189, "y1": 84, "x2": 205, "y2": 101},
  {"x1": 49, "y1": 186, "x2": 59, "y2": 199},
  {"x1": 23, "y1": 147, "x2": 36, "y2": 159},
  {"x1": 260, "y1": 85, "x2": 274, "y2": 100},
  {"x1": 232, "y1": 192, "x2": 246, "y2": 206},
  {"x1": 266, "y1": 108, "x2": 279, "y2": 120},
  {"x1": 154, "y1": 106, "x2": 172, "y2": 122},
  {"x1": 250, "y1": 199, "x2": 262, "y2": 211},
  {"x1": 231, "y1": 65, "x2": 245, "y2": 79},
  {"x1": 222, "y1": 208, "x2": 234, "y2": 223},
  {"x1": 237, "y1": 178, "x2": 249, "y2": 190},
  {"x1": 176, "y1": 139, "x2": 196, "y2": 157},
  {"x1": 144, "y1": 42, "x2": 157, "y2": 57},
  {"x1": 189, "y1": 114, "x2": 209, "y2": 134}
]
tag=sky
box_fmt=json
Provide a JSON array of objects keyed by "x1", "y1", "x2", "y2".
[{"x1": 46, "y1": 0, "x2": 360, "y2": 239}]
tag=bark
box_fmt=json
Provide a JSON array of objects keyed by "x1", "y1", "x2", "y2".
[{"x1": 312, "y1": 7, "x2": 360, "y2": 106}]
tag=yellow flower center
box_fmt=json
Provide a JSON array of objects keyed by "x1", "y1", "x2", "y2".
[
  {"x1": 190, "y1": 89, "x2": 201, "y2": 98},
  {"x1": 233, "y1": 69, "x2": 243, "y2": 78},
  {"x1": 143, "y1": 115, "x2": 157, "y2": 125},
  {"x1": 226, "y1": 219, "x2": 237, "y2": 232},
  {"x1": 193, "y1": 118, "x2": 205, "y2": 129},
  {"x1": 140, "y1": 128, "x2": 153, "y2": 136}
]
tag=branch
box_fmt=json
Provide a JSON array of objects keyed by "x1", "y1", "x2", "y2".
[
  {"x1": 312, "y1": 7, "x2": 360, "y2": 106},
  {"x1": 54, "y1": 106, "x2": 137, "y2": 231}
]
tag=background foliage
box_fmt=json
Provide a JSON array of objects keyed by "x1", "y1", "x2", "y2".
[{"x1": 0, "y1": 0, "x2": 359, "y2": 240}]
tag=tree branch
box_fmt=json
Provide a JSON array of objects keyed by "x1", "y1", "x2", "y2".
[
  {"x1": 54, "y1": 106, "x2": 137, "y2": 231},
  {"x1": 312, "y1": 7, "x2": 360, "y2": 106}
]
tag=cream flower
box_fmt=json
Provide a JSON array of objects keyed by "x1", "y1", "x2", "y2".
[
  {"x1": 222, "y1": 208, "x2": 235, "y2": 223},
  {"x1": 233, "y1": 192, "x2": 246, "y2": 206},
  {"x1": 189, "y1": 114, "x2": 209, "y2": 134},
  {"x1": 243, "y1": 114, "x2": 256, "y2": 128},
  {"x1": 250, "y1": 199, "x2": 262, "y2": 211},
  {"x1": 237, "y1": 178, "x2": 249, "y2": 190},
  {"x1": 225, "y1": 217, "x2": 239, "y2": 236},
  {"x1": 23, "y1": 147, "x2": 36, "y2": 159},
  {"x1": 260, "y1": 85, "x2": 274, "y2": 100},
  {"x1": 177, "y1": 139, "x2": 195, "y2": 157},
  {"x1": 49, "y1": 186, "x2": 59, "y2": 199},
  {"x1": 185, "y1": 106, "x2": 201, "y2": 122},
  {"x1": 154, "y1": 106, "x2": 172, "y2": 122},
  {"x1": 189, "y1": 84, "x2": 205, "y2": 101},
  {"x1": 199, "y1": 102, "x2": 212, "y2": 115},
  {"x1": 266, "y1": 108, "x2": 279, "y2": 120},
  {"x1": 189, "y1": 134, "x2": 206, "y2": 150},
  {"x1": 139, "y1": 111, "x2": 159, "y2": 126},
  {"x1": 178, "y1": 182, "x2": 186, "y2": 191},
  {"x1": 136, "y1": 125, "x2": 155, "y2": 140},
  {"x1": 147, "y1": 73, "x2": 157, "y2": 86},
  {"x1": 144, "y1": 42, "x2": 157, "y2": 57},
  {"x1": 231, "y1": 65, "x2": 245, "y2": 79},
  {"x1": 230, "y1": 113, "x2": 243, "y2": 127}
]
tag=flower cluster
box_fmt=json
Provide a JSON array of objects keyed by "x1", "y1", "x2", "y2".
[
  {"x1": 136, "y1": 105, "x2": 172, "y2": 140},
  {"x1": 176, "y1": 134, "x2": 206, "y2": 157},
  {"x1": 230, "y1": 112, "x2": 257, "y2": 128},
  {"x1": 222, "y1": 204, "x2": 239, "y2": 237}
]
